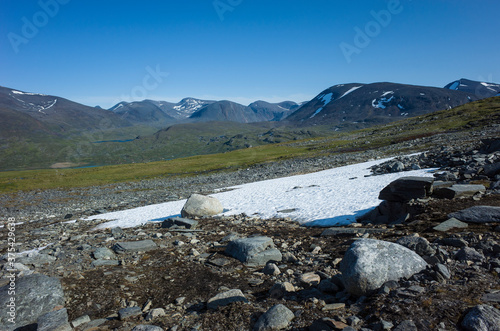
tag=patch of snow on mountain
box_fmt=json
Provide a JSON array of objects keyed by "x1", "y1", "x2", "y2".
[
  {"x1": 339, "y1": 86, "x2": 362, "y2": 99},
  {"x1": 310, "y1": 107, "x2": 323, "y2": 119},
  {"x1": 11, "y1": 90, "x2": 46, "y2": 96},
  {"x1": 372, "y1": 96, "x2": 394, "y2": 109},
  {"x1": 84, "y1": 157, "x2": 436, "y2": 229},
  {"x1": 381, "y1": 91, "x2": 394, "y2": 97},
  {"x1": 320, "y1": 93, "x2": 333, "y2": 105}
]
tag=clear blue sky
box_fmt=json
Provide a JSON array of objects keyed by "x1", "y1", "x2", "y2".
[{"x1": 1, "y1": 0, "x2": 499, "y2": 108}]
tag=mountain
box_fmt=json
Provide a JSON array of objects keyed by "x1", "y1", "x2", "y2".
[
  {"x1": 285, "y1": 82, "x2": 479, "y2": 127},
  {"x1": 0, "y1": 86, "x2": 131, "y2": 138},
  {"x1": 444, "y1": 78, "x2": 500, "y2": 98},
  {"x1": 247, "y1": 100, "x2": 301, "y2": 121},
  {"x1": 189, "y1": 100, "x2": 267, "y2": 123},
  {"x1": 110, "y1": 100, "x2": 176, "y2": 126}
]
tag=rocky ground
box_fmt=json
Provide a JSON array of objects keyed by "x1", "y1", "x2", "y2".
[{"x1": 1, "y1": 127, "x2": 500, "y2": 331}]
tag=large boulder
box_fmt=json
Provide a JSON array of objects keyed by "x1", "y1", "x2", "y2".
[
  {"x1": 434, "y1": 184, "x2": 486, "y2": 199},
  {"x1": 461, "y1": 305, "x2": 500, "y2": 331},
  {"x1": 339, "y1": 239, "x2": 428, "y2": 296},
  {"x1": 378, "y1": 176, "x2": 434, "y2": 202},
  {"x1": 181, "y1": 194, "x2": 223, "y2": 218},
  {"x1": 449, "y1": 206, "x2": 500, "y2": 223},
  {"x1": 0, "y1": 274, "x2": 65, "y2": 330},
  {"x1": 226, "y1": 236, "x2": 282, "y2": 267}
]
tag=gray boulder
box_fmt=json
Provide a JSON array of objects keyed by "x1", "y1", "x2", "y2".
[
  {"x1": 378, "y1": 176, "x2": 434, "y2": 202},
  {"x1": 461, "y1": 305, "x2": 500, "y2": 331},
  {"x1": 0, "y1": 274, "x2": 65, "y2": 331},
  {"x1": 455, "y1": 247, "x2": 485, "y2": 262},
  {"x1": 207, "y1": 289, "x2": 248, "y2": 310},
  {"x1": 449, "y1": 206, "x2": 500, "y2": 223},
  {"x1": 253, "y1": 304, "x2": 294, "y2": 331},
  {"x1": 181, "y1": 194, "x2": 223, "y2": 218},
  {"x1": 339, "y1": 239, "x2": 428, "y2": 296},
  {"x1": 225, "y1": 236, "x2": 282, "y2": 267}
]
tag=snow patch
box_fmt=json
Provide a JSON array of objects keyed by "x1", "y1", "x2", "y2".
[
  {"x1": 372, "y1": 96, "x2": 394, "y2": 109},
  {"x1": 84, "y1": 157, "x2": 436, "y2": 229},
  {"x1": 381, "y1": 91, "x2": 394, "y2": 97},
  {"x1": 339, "y1": 86, "x2": 362, "y2": 99}
]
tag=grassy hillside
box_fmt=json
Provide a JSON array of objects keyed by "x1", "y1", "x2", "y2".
[{"x1": 1, "y1": 96, "x2": 499, "y2": 193}]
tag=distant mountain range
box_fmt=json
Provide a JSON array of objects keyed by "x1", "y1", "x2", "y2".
[
  {"x1": 1, "y1": 78, "x2": 498, "y2": 138},
  {"x1": 109, "y1": 98, "x2": 301, "y2": 125},
  {"x1": 1, "y1": 78, "x2": 499, "y2": 170}
]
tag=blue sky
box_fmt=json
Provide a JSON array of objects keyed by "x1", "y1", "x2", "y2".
[{"x1": 1, "y1": 0, "x2": 499, "y2": 108}]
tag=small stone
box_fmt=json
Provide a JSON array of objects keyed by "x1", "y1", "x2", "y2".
[
  {"x1": 118, "y1": 306, "x2": 142, "y2": 320},
  {"x1": 71, "y1": 315, "x2": 91, "y2": 328},
  {"x1": 225, "y1": 236, "x2": 282, "y2": 267},
  {"x1": 253, "y1": 304, "x2": 294, "y2": 331},
  {"x1": 92, "y1": 247, "x2": 116, "y2": 260},
  {"x1": 300, "y1": 272, "x2": 321, "y2": 286},
  {"x1": 207, "y1": 289, "x2": 248, "y2": 310},
  {"x1": 318, "y1": 279, "x2": 339, "y2": 293},
  {"x1": 145, "y1": 308, "x2": 166, "y2": 321},
  {"x1": 322, "y1": 303, "x2": 345, "y2": 311},
  {"x1": 269, "y1": 282, "x2": 295, "y2": 299},
  {"x1": 435, "y1": 263, "x2": 451, "y2": 279},
  {"x1": 455, "y1": 247, "x2": 485, "y2": 262},
  {"x1": 263, "y1": 263, "x2": 281, "y2": 275}
]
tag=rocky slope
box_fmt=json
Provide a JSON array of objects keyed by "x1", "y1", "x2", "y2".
[{"x1": 1, "y1": 126, "x2": 500, "y2": 330}]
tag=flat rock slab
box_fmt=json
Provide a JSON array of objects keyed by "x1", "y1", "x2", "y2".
[
  {"x1": 434, "y1": 184, "x2": 486, "y2": 199},
  {"x1": 113, "y1": 240, "x2": 157, "y2": 253},
  {"x1": 449, "y1": 206, "x2": 500, "y2": 223},
  {"x1": 0, "y1": 274, "x2": 65, "y2": 331},
  {"x1": 379, "y1": 176, "x2": 434, "y2": 202},
  {"x1": 162, "y1": 217, "x2": 198, "y2": 229},
  {"x1": 433, "y1": 218, "x2": 469, "y2": 232},
  {"x1": 118, "y1": 307, "x2": 142, "y2": 320},
  {"x1": 207, "y1": 289, "x2": 248, "y2": 310},
  {"x1": 340, "y1": 238, "x2": 427, "y2": 297},
  {"x1": 225, "y1": 236, "x2": 282, "y2": 267}
]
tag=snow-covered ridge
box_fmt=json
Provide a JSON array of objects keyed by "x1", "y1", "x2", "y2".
[
  {"x1": 12, "y1": 90, "x2": 46, "y2": 96},
  {"x1": 84, "y1": 157, "x2": 436, "y2": 229}
]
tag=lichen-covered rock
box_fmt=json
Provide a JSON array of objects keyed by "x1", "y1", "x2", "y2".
[{"x1": 339, "y1": 239, "x2": 427, "y2": 296}]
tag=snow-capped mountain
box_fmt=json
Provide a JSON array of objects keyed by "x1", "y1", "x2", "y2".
[
  {"x1": 444, "y1": 78, "x2": 500, "y2": 98},
  {"x1": 285, "y1": 82, "x2": 480, "y2": 127}
]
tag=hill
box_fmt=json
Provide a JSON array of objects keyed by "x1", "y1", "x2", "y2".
[{"x1": 444, "y1": 78, "x2": 500, "y2": 99}]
